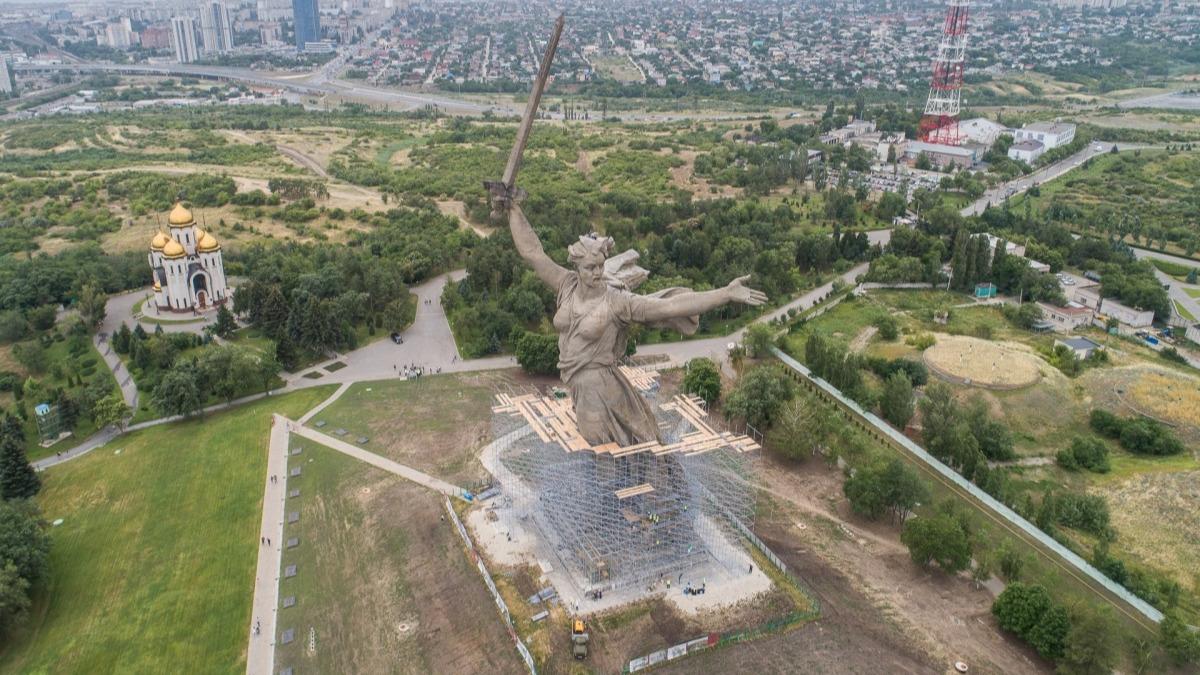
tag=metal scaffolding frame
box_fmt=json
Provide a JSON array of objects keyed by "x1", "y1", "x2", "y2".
[{"x1": 488, "y1": 377, "x2": 758, "y2": 592}]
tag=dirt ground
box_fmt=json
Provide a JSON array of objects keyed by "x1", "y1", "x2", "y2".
[
  {"x1": 668, "y1": 149, "x2": 741, "y2": 199},
  {"x1": 275, "y1": 444, "x2": 525, "y2": 675},
  {"x1": 709, "y1": 456, "x2": 1052, "y2": 675}
]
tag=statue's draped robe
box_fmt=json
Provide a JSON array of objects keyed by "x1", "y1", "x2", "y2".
[{"x1": 553, "y1": 270, "x2": 699, "y2": 447}]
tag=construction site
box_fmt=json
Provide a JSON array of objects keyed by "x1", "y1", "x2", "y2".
[{"x1": 475, "y1": 364, "x2": 767, "y2": 614}]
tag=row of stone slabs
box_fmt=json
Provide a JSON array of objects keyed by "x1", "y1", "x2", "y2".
[
  {"x1": 311, "y1": 420, "x2": 370, "y2": 445},
  {"x1": 279, "y1": 447, "x2": 304, "y2": 664}
]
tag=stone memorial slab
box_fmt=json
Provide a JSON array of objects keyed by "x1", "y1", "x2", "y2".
[
  {"x1": 291, "y1": 447, "x2": 302, "y2": 456},
  {"x1": 356, "y1": 437, "x2": 369, "y2": 444},
  {"x1": 287, "y1": 512, "x2": 299, "y2": 523},
  {"x1": 282, "y1": 596, "x2": 296, "y2": 608},
  {"x1": 334, "y1": 428, "x2": 347, "y2": 436},
  {"x1": 315, "y1": 420, "x2": 326, "y2": 427},
  {"x1": 289, "y1": 489, "x2": 300, "y2": 498},
  {"x1": 290, "y1": 467, "x2": 302, "y2": 477},
  {"x1": 280, "y1": 628, "x2": 294, "y2": 644},
  {"x1": 285, "y1": 564, "x2": 297, "y2": 578},
  {"x1": 287, "y1": 537, "x2": 299, "y2": 549}
]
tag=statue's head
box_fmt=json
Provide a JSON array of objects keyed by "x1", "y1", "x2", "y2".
[{"x1": 568, "y1": 233, "x2": 613, "y2": 290}]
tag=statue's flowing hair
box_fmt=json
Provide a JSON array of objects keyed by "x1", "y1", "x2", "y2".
[{"x1": 567, "y1": 233, "x2": 614, "y2": 265}]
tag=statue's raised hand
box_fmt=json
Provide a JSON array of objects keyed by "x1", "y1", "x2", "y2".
[{"x1": 726, "y1": 275, "x2": 767, "y2": 306}]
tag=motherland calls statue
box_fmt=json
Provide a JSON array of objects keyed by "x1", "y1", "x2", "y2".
[
  {"x1": 484, "y1": 13, "x2": 766, "y2": 448},
  {"x1": 492, "y1": 190, "x2": 767, "y2": 447}
]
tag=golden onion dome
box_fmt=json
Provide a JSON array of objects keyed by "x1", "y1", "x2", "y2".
[
  {"x1": 168, "y1": 202, "x2": 194, "y2": 227},
  {"x1": 153, "y1": 280, "x2": 161, "y2": 291},
  {"x1": 162, "y1": 238, "x2": 186, "y2": 259},
  {"x1": 197, "y1": 231, "x2": 220, "y2": 252},
  {"x1": 151, "y1": 231, "x2": 169, "y2": 250}
]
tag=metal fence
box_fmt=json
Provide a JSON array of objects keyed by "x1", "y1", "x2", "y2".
[
  {"x1": 769, "y1": 345, "x2": 1164, "y2": 626},
  {"x1": 443, "y1": 498, "x2": 538, "y2": 675}
]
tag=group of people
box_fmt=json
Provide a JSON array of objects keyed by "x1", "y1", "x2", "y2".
[{"x1": 394, "y1": 363, "x2": 441, "y2": 379}]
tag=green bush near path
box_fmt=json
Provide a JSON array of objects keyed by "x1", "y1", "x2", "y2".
[{"x1": 0, "y1": 386, "x2": 335, "y2": 674}]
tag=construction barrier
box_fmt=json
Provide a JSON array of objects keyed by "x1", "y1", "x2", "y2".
[
  {"x1": 444, "y1": 498, "x2": 538, "y2": 675},
  {"x1": 624, "y1": 522, "x2": 819, "y2": 673},
  {"x1": 770, "y1": 345, "x2": 1164, "y2": 628}
]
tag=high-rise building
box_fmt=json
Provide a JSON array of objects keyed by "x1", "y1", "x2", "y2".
[
  {"x1": 292, "y1": 0, "x2": 320, "y2": 50},
  {"x1": 105, "y1": 22, "x2": 133, "y2": 49},
  {"x1": 170, "y1": 16, "x2": 201, "y2": 63},
  {"x1": 257, "y1": 0, "x2": 292, "y2": 22},
  {"x1": 141, "y1": 25, "x2": 173, "y2": 50},
  {"x1": 199, "y1": 0, "x2": 234, "y2": 54},
  {"x1": 0, "y1": 56, "x2": 14, "y2": 96}
]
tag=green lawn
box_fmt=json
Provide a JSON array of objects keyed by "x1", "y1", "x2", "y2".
[
  {"x1": 1185, "y1": 287, "x2": 1200, "y2": 299},
  {"x1": 1175, "y1": 300, "x2": 1198, "y2": 322},
  {"x1": 306, "y1": 372, "x2": 509, "y2": 486},
  {"x1": 0, "y1": 386, "x2": 335, "y2": 674},
  {"x1": 274, "y1": 441, "x2": 523, "y2": 674}
]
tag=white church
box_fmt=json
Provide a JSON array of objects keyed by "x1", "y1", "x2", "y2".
[{"x1": 148, "y1": 202, "x2": 229, "y2": 311}]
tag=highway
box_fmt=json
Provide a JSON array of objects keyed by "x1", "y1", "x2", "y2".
[
  {"x1": 15, "y1": 61, "x2": 518, "y2": 115},
  {"x1": 960, "y1": 141, "x2": 1152, "y2": 217}
]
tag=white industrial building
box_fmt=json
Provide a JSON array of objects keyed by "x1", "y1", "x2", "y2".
[
  {"x1": 959, "y1": 117, "x2": 1009, "y2": 146},
  {"x1": 1008, "y1": 121, "x2": 1076, "y2": 162},
  {"x1": 1075, "y1": 287, "x2": 1154, "y2": 328}
]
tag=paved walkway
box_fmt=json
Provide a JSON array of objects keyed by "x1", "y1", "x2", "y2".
[
  {"x1": 288, "y1": 422, "x2": 465, "y2": 500},
  {"x1": 246, "y1": 414, "x2": 290, "y2": 675},
  {"x1": 93, "y1": 334, "x2": 138, "y2": 409},
  {"x1": 297, "y1": 382, "x2": 350, "y2": 424}
]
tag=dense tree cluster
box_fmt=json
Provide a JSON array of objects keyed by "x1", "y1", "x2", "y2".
[
  {"x1": 919, "y1": 383, "x2": 1017, "y2": 501},
  {"x1": 992, "y1": 583, "x2": 1072, "y2": 661},
  {"x1": 723, "y1": 365, "x2": 794, "y2": 430},
  {"x1": 900, "y1": 501, "x2": 973, "y2": 574},
  {"x1": 1089, "y1": 409, "x2": 1184, "y2": 456},
  {"x1": 682, "y1": 358, "x2": 722, "y2": 406},
  {"x1": 843, "y1": 458, "x2": 928, "y2": 524},
  {"x1": 1055, "y1": 436, "x2": 1111, "y2": 473}
]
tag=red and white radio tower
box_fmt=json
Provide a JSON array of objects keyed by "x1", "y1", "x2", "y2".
[{"x1": 919, "y1": 0, "x2": 970, "y2": 145}]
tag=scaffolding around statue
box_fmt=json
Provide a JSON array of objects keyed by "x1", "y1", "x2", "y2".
[{"x1": 486, "y1": 365, "x2": 760, "y2": 593}]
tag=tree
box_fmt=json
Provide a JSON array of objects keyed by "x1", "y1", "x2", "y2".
[
  {"x1": 91, "y1": 393, "x2": 131, "y2": 431},
  {"x1": 212, "y1": 304, "x2": 237, "y2": 339},
  {"x1": 901, "y1": 509, "x2": 972, "y2": 573},
  {"x1": 0, "y1": 561, "x2": 31, "y2": 631},
  {"x1": 0, "y1": 415, "x2": 40, "y2": 500},
  {"x1": 879, "y1": 371, "x2": 914, "y2": 428},
  {"x1": 0, "y1": 499, "x2": 48, "y2": 630},
  {"x1": 1027, "y1": 604, "x2": 1071, "y2": 661},
  {"x1": 744, "y1": 323, "x2": 774, "y2": 358},
  {"x1": 1161, "y1": 611, "x2": 1200, "y2": 666},
  {"x1": 514, "y1": 332, "x2": 559, "y2": 376},
  {"x1": 255, "y1": 353, "x2": 282, "y2": 394},
  {"x1": 724, "y1": 365, "x2": 794, "y2": 430},
  {"x1": 12, "y1": 342, "x2": 47, "y2": 375},
  {"x1": 1059, "y1": 607, "x2": 1118, "y2": 675},
  {"x1": 76, "y1": 282, "x2": 107, "y2": 329},
  {"x1": 767, "y1": 392, "x2": 838, "y2": 459},
  {"x1": 152, "y1": 369, "x2": 202, "y2": 417},
  {"x1": 993, "y1": 582, "x2": 1052, "y2": 638},
  {"x1": 382, "y1": 296, "x2": 416, "y2": 333},
  {"x1": 113, "y1": 323, "x2": 133, "y2": 355},
  {"x1": 683, "y1": 358, "x2": 722, "y2": 405}
]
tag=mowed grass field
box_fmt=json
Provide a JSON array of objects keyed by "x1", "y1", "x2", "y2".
[
  {"x1": 307, "y1": 371, "x2": 522, "y2": 486},
  {"x1": 274, "y1": 441, "x2": 524, "y2": 675},
  {"x1": 0, "y1": 386, "x2": 335, "y2": 674}
]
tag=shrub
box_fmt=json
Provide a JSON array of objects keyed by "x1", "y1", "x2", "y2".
[
  {"x1": 905, "y1": 332, "x2": 936, "y2": 350},
  {"x1": 992, "y1": 582, "x2": 1072, "y2": 661},
  {"x1": 1055, "y1": 436, "x2": 1110, "y2": 473},
  {"x1": 901, "y1": 508, "x2": 971, "y2": 573},
  {"x1": 873, "y1": 315, "x2": 899, "y2": 340}
]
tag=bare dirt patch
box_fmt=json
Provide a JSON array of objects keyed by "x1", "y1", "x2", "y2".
[
  {"x1": 849, "y1": 325, "x2": 878, "y2": 353},
  {"x1": 734, "y1": 456, "x2": 1050, "y2": 675},
  {"x1": 275, "y1": 443, "x2": 525, "y2": 674},
  {"x1": 924, "y1": 334, "x2": 1046, "y2": 389},
  {"x1": 669, "y1": 150, "x2": 740, "y2": 199},
  {"x1": 436, "y1": 199, "x2": 492, "y2": 237}
]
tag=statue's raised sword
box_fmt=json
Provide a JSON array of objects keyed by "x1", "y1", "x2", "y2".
[{"x1": 484, "y1": 13, "x2": 565, "y2": 213}]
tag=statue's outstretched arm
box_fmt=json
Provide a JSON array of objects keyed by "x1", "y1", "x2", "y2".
[
  {"x1": 507, "y1": 202, "x2": 569, "y2": 289},
  {"x1": 638, "y1": 275, "x2": 766, "y2": 322}
]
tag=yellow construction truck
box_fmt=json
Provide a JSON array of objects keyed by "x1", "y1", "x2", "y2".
[{"x1": 571, "y1": 619, "x2": 590, "y2": 660}]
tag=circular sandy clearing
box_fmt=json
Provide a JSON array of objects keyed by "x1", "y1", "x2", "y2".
[
  {"x1": 1126, "y1": 369, "x2": 1200, "y2": 430},
  {"x1": 923, "y1": 335, "x2": 1043, "y2": 389}
]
